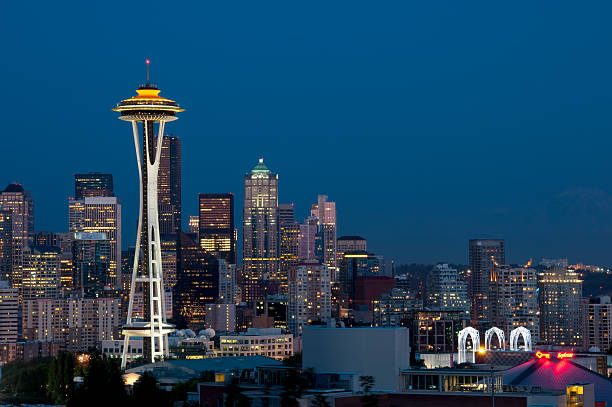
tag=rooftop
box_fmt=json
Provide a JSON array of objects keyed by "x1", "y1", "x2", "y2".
[
  {"x1": 3, "y1": 183, "x2": 24, "y2": 193},
  {"x1": 251, "y1": 158, "x2": 272, "y2": 174},
  {"x1": 503, "y1": 357, "x2": 612, "y2": 403}
]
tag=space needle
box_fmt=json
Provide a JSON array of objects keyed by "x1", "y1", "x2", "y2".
[{"x1": 113, "y1": 60, "x2": 184, "y2": 368}]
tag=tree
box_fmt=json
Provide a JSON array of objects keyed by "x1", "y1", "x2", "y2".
[
  {"x1": 47, "y1": 351, "x2": 75, "y2": 404},
  {"x1": 359, "y1": 376, "x2": 378, "y2": 407},
  {"x1": 131, "y1": 372, "x2": 170, "y2": 407},
  {"x1": 69, "y1": 351, "x2": 127, "y2": 407}
]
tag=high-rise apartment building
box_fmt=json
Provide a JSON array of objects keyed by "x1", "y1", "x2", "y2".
[
  {"x1": 0, "y1": 184, "x2": 34, "y2": 288},
  {"x1": 372, "y1": 288, "x2": 421, "y2": 327},
  {"x1": 22, "y1": 296, "x2": 121, "y2": 352},
  {"x1": 21, "y1": 246, "x2": 60, "y2": 300},
  {"x1": 74, "y1": 172, "x2": 114, "y2": 200},
  {"x1": 174, "y1": 232, "x2": 219, "y2": 331},
  {"x1": 69, "y1": 196, "x2": 121, "y2": 288},
  {"x1": 242, "y1": 158, "x2": 279, "y2": 303},
  {"x1": 310, "y1": 195, "x2": 337, "y2": 272},
  {"x1": 539, "y1": 266, "x2": 583, "y2": 346},
  {"x1": 489, "y1": 265, "x2": 539, "y2": 343},
  {"x1": 468, "y1": 239, "x2": 505, "y2": 326},
  {"x1": 279, "y1": 203, "x2": 299, "y2": 292},
  {"x1": 218, "y1": 260, "x2": 238, "y2": 304},
  {"x1": 0, "y1": 208, "x2": 11, "y2": 283},
  {"x1": 72, "y1": 232, "x2": 111, "y2": 296},
  {"x1": 288, "y1": 260, "x2": 331, "y2": 335},
  {"x1": 158, "y1": 135, "x2": 181, "y2": 234},
  {"x1": 426, "y1": 263, "x2": 469, "y2": 315},
  {"x1": 583, "y1": 296, "x2": 612, "y2": 352},
  {"x1": 199, "y1": 193, "x2": 235, "y2": 264},
  {"x1": 0, "y1": 280, "x2": 18, "y2": 342}
]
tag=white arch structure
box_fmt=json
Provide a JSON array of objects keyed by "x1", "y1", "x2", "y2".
[
  {"x1": 509, "y1": 327, "x2": 532, "y2": 351},
  {"x1": 458, "y1": 327, "x2": 480, "y2": 364},
  {"x1": 485, "y1": 327, "x2": 506, "y2": 351}
]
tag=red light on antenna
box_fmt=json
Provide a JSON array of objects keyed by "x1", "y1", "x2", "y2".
[{"x1": 146, "y1": 59, "x2": 150, "y2": 64}]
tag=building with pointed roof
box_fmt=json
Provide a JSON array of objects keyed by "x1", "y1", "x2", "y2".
[
  {"x1": 242, "y1": 158, "x2": 280, "y2": 303},
  {"x1": 503, "y1": 355, "x2": 612, "y2": 404}
]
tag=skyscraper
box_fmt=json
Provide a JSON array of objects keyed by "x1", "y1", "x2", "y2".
[
  {"x1": 69, "y1": 196, "x2": 121, "y2": 288},
  {"x1": 21, "y1": 245, "x2": 60, "y2": 300},
  {"x1": 199, "y1": 193, "x2": 235, "y2": 264},
  {"x1": 242, "y1": 158, "x2": 279, "y2": 303},
  {"x1": 0, "y1": 280, "x2": 18, "y2": 342},
  {"x1": 74, "y1": 172, "x2": 114, "y2": 199},
  {"x1": 310, "y1": 195, "x2": 337, "y2": 272},
  {"x1": 0, "y1": 184, "x2": 34, "y2": 289},
  {"x1": 113, "y1": 71, "x2": 183, "y2": 367},
  {"x1": 298, "y1": 216, "x2": 318, "y2": 261},
  {"x1": 72, "y1": 232, "x2": 111, "y2": 296},
  {"x1": 538, "y1": 266, "x2": 582, "y2": 346},
  {"x1": 158, "y1": 135, "x2": 181, "y2": 235},
  {"x1": 0, "y1": 208, "x2": 12, "y2": 283},
  {"x1": 174, "y1": 232, "x2": 219, "y2": 331},
  {"x1": 468, "y1": 239, "x2": 505, "y2": 326},
  {"x1": 279, "y1": 203, "x2": 299, "y2": 292},
  {"x1": 489, "y1": 265, "x2": 539, "y2": 343}
]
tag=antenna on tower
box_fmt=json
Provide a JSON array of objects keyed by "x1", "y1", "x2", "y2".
[{"x1": 146, "y1": 59, "x2": 151, "y2": 82}]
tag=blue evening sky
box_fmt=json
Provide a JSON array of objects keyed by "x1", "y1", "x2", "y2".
[{"x1": 1, "y1": 1, "x2": 612, "y2": 265}]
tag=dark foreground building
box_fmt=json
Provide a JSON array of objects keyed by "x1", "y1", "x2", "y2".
[{"x1": 174, "y1": 232, "x2": 219, "y2": 331}]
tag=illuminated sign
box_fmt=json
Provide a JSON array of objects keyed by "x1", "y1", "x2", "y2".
[
  {"x1": 536, "y1": 351, "x2": 574, "y2": 359},
  {"x1": 536, "y1": 351, "x2": 551, "y2": 359}
]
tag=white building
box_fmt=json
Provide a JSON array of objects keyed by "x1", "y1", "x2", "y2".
[
  {"x1": 288, "y1": 260, "x2": 331, "y2": 335},
  {"x1": 0, "y1": 280, "x2": 18, "y2": 342},
  {"x1": 102, "y1": 338, "x2": 143, "y2": 361},
  {"x1": 219, "y1": 328, "x2": 293, "y2": 360},
  {"x1": 303, "y1": 326, "x2": 410, "y2": 392}
]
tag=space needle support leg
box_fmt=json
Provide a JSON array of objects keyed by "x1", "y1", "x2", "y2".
[{"x1": 121, "y1": 120, "x2": 144, "y2": 370}]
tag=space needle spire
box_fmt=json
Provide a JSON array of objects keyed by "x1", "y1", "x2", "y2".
[{"x1": 113, "y1": 60, "x2": 184, "y2": 368}]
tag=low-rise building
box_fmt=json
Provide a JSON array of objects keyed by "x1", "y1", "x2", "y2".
[
  {"x1": 303, "y1": 326, "x2": 410, "y2": 392},
  {"x1": 219, "y1": 328, "x2": 293, "y2": 360}
]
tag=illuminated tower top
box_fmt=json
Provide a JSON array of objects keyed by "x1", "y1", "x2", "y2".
[{"x1": 112, "y1": 61, "x2": 184, "y2": 122}]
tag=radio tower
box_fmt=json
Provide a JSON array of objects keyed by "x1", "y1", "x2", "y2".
[{"x1": 113, "y1": 60, "x2": 184, "y2": 368}]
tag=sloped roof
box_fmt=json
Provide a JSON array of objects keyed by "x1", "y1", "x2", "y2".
[
  {"x1": 503, "y1": 357, "x2": 612, "y2": 403},
  {"x1": 3, "y1": 183, "x2": 24, "y2": 193}
]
